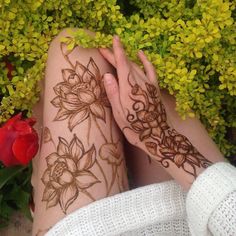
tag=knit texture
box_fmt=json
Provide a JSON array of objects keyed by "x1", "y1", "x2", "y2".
[
  {"x1": 46, "y1": 162, "x2": 236, "y2": 236},
  {"x1": 186, "y1": 162, "x2": 236, "y2": 236}
]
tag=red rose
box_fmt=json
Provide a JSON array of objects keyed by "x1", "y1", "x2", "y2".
[{"x1": 0, "y1": 113, "x2": 39, "y2": 167}]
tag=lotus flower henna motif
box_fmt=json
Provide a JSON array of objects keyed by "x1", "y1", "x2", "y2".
[
  {"x1": 51, "y1": 57, "x2": 109, "y2": 131},
  {"x1": 128, "y1": 83, "x2": 169, "y2": 141},
  {"x1": 159, "y1": 130, "x2": 212, "y2": 169},
  {"x1": 41, "y1": 134, "x2": 100, "y2": 213}
]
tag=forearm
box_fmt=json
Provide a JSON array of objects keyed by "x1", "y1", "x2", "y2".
[{"x1": 142, "y1": 89, "x2": 226, "y2": 190}]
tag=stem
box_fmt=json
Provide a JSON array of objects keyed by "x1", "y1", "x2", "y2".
[
  {"x1": 81, "y1": 189, "x2": 96, "y2": 202},
  {"x1": 92, "y1": 114, "x2": 108, "y2": 143},
  {"x1": 110, "y1": 110, "x2": 114, "y2": 143},
  {"x1": 87, "y1": 116, "x2": 91, "y2": 146},
  {"x1": 116, "y1": 169, "x2": 122, "y2": 192},
  {"x1": 95, "y1": 159, "x2": 109, "y2": 195},
  {"x1": 61, "y1": 44, "x2": 75, "y2": 69},
  {"x1": 51, "y1": 139, "x2": 57, "y2": 150},
  {"x1": 107, "y1": 165, "x2": 118, "y2": 195}
]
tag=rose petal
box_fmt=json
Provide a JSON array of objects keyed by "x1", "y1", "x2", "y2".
[
  {"x1": 77, "y1": 145, "x2": 96, "y2": 170},
  {"x1": 76, "y1": 170, "x2": 100, "y2": 189},
  {"x1": 0, "y1": 128, "x2": 20, "y2": 166},
  {"x1": 13, "y1": 133, "x2": 39, "y2": 165},
  {"x1": 3, "y1": 113, "x2": 21, "y2": 128},
  {"x1": 13, "y1": 120, "x2": 32, "y2": 135},
  {"x1": 59, "y1": 183, "x2": 78, "y2": 214}
]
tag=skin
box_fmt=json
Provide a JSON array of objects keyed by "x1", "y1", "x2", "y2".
[{"x1": 100, "y1": 35, "x2": 226, "y2": 190}]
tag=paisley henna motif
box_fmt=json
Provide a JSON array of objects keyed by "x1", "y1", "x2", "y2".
[{"x1": 125, "y1": 76, "x2": 212, "y2": 179}]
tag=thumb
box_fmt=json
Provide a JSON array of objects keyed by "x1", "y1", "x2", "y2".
[
  {"x1": 103, "y1": 73, "x2": 120, "y2": 106},
  {"x1": 103, "y1": 73, "x2": 123, "y2": 120}
]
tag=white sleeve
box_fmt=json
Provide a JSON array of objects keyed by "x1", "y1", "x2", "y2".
[{"x1": 186, "y1": 162, "x2": 236, "y2": 236}]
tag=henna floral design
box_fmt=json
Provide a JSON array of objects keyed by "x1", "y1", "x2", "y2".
[
  {"x1": 41, "y1": 42, "x2": 127, "y2": 216},
  {"x1": 41, "y1": 134, "x2": 100, "y2": 214},
  {"x1": 99, "y1": 141, "x2": 124, "y2": 194},
  {"x1": 51, "y1": 46, "x2": 109, "y2": 131},
  {"x1": 125, "y1": 76, "x2": 212, "y2": 179}
]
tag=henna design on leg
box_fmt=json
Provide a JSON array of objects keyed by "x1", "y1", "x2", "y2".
[
  {"x1": 41, "y1": 134, "x2": 100, "y2": 214},
  {"x1": 123, "y1": 77, "x2": 212, "y2": 179},
  {"x1": 40, "y1": 41, "x2": 128, "y2": 214}
]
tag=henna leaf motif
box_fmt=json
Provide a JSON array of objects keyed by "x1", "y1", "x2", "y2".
[
  {"x1": 43, "y1": 127, "x2": 53, "y2": 143},
  {"x1": 99, "y1": 142, "x2": 122, "y2": 166}
]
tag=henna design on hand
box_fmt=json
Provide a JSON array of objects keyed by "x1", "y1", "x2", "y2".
[{"x1": 124, "y1": 76, "x2": 212, "y2": 179}]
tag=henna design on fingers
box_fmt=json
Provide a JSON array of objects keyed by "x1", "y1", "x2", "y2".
[{"x1": 124, "y1": 79, "x2": 212, "y2": 179}]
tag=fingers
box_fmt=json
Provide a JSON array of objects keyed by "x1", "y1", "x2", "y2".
[
  {"x1": 112, "y1": 36, "x2": 130, "y2": 81},
  {"x1": 103, "y1": 73, "x2": 125, "y2": 127},
  {"x1": 99, "y1": 48, "x2": 116, "y2": 68},
  {"x1": 138, "y1": 50, "x2": 157, "y2": 84}
]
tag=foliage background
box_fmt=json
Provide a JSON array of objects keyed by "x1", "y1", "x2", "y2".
[{"x1": 0, "y1": 0, "x2": 235, "y2": 227}]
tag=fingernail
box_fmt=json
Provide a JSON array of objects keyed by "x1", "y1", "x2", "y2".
[
  {"x1": 114, "y1": 35, "x2": 119, "y2": 41},
  {"x1": 104, "y1": 73, "x2": 113, "y2": 85},
  {"x1": 139, "y1": 50, "x2": 144, "y2": 55}
]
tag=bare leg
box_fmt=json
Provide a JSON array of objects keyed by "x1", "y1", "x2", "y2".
[
  {"x1": 126, "y1": 89, "x2": 224, "y2": 188},
  {"x1": 31, "y1": 29, "x2": 129, "y2": 235}
]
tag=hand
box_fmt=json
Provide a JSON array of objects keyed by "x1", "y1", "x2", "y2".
[{"x1": 100, "y1": 36, "x2": 212, "y2": 189}]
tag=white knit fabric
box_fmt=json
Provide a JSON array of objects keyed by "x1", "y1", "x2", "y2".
[{"x1": 46, "y1": 162, "x2": 236, "y2": 236}]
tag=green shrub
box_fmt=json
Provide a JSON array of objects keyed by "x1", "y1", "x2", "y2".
[{"x1": 0, "y1": 0, "x2": 235, "y2": 157}]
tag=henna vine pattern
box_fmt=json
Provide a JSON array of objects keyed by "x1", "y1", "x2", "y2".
[
  {"x1": 125, "y1": 76, "x2": 212, "y2": 179},
  {"x1": 41, "y1": 133, "x2": 99, "y2": 214}
]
